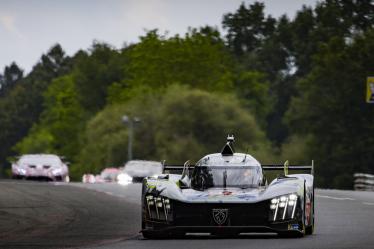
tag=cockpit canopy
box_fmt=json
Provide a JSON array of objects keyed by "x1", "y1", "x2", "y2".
[{"x1": 191, "y1": 153, "x2": 263, "y2": 190}]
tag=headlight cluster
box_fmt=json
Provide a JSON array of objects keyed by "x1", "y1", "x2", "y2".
[
  {"x1": 17, "y1": 168, "x2": 26, "y2": 175},
  {"x1": 52, "y1": 168, "x2": 63, "y2": 175},
  {"x1": 145, "y1": 195, "x2": 172, "y2": 222},
  {"x1": 270, "y1": 193, "x2": 298, "y2": 221},
  {"x1": 117, "y1": 173, "x2": 133, "y2": 185}
]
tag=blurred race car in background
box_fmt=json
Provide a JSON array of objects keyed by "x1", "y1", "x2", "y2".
[
  {"x1": 117, "y1": 160, "x2": 163, "y2": 184},
  {"x1": 141, "y1": 135, "x2": 314, "y2": 238},
  {"x1": 82, "y1": 174, "x2": 96, "y2": 183},
  {"x1": 11, "y1": 154, "x2": 69, "y2": 182},
  {"x1": 95, "y1": 167, "x2": 120, "y2": 183}
]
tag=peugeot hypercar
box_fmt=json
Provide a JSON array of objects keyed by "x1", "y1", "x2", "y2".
[
  {"x1": 141, "y1": 136, "x2": 314, "y2": 238},
  {"x1": 11, "y1": 154, "x2": 69, "y2": 182}
]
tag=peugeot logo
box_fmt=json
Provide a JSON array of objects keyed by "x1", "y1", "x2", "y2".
[{"x1": 212, "y1": 209, "x2": 228, "y2": 225}]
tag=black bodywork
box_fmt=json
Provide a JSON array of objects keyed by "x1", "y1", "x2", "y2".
[{"x1": 141, "y1": 137, "x2": 314, "y2": 238}]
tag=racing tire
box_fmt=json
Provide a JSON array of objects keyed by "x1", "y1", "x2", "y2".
[
  {"x1": 305, "y1": 221, "x2": 314, "y2": 235},
  {"x1": 305, "y1": 187, "x2": 315, "y2": 235}
]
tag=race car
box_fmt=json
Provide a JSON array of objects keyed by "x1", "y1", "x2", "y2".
[
  {"x1": 95, "y1": 167, "x2": 120, "y2": 183},
  {"x1": 11, "y1": 154, "x2": 69, "y2": 182},
  {"x1": 82, "y1": 174, "x2": 96, "y2": 183},
  {"x1": 118, "y1": 160, "x2": 163, "y2": 183},
  {"x1": 141, "y1": 135, "x2": 314, "y2": 238}
]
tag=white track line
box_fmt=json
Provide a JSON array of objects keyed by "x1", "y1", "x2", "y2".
[
  {"x1": 316, "y1": 195, "x2": 355, "y2": 201},
  {"x1": 362, "y1": 202, "x2": 374, "y2": 206}
]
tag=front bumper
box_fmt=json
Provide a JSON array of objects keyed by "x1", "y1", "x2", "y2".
[
  {"x1": 24, "y1": 171, "x2": 66, "y2": 181},
  {"x1": 142, "y1": 220, "x2": 303, "y2": 234},
  {"x1": 142, "y1": 199, "x2": 304, "y2": 235}
]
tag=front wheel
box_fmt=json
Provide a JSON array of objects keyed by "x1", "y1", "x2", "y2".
[{"x1": 305, "y1": 187, "x2": 315, "y2": 235}]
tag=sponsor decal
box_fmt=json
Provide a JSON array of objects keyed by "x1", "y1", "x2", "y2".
[
  {"x1": 188, "y1": 192, "x2": 209, "y2": 200},
  {"x1": 288, "y1": 224, "x2": 299, "y2": 230},
  {"x1": 212, "y1": 209, "x2": 229, "y2": 225},
  {"x1": 367, "y1": 77, "x2": 374, "y2": 103},
  {"x1": 236, "y1": 193, "x2": 256, "y2": 200}
]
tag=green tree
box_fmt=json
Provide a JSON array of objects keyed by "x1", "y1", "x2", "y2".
[
  {"x1": 0, "y1": 62, "x2": 23, "y2": 96},
  {"x1": 0, "y1": 44, "x2": 72, "y2": 174},
  {"x1": 75, "y1": 85, "x2": 273, "y2": 178},
  {"x1": 15, "y1": 75, "x2": 86, "y2": 162},
  {"x1": 155, "y1": 85, "x2": 273, "y2": 163},
  {"x1": 222, "y1": 2, "x2": 276, "y2": 57},
  {"x1": 74, "y1": 42, "x2": 127, "y2": 113},
  {"x1": 108, "y1": 28, "x2": 235, "y2": 103},
  {"x1": 286, "y1": 31, "x2": 374, "y2": 189}
]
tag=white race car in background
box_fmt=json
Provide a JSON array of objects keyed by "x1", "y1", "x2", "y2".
[
  {"x1": 82, "y1": 174, "x2": 96, "y2": 183},
  {"x1": 96, "y1": 168, "x2": 120, "y2": 183},
  {"x1": 11, "y1": 154, "x2": 69, "y2": 182},
  {"x1": 117, "y1": 160, "x2": 163, "y2": 184}
]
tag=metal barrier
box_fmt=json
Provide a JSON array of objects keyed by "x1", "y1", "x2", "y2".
[{"x1": 354, "y1": 173, "x2": 374, "y2": 191}]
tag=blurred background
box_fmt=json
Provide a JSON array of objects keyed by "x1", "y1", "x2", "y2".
[{"x1": 0, "y1": 0, "x2": 373, "y2": 189}]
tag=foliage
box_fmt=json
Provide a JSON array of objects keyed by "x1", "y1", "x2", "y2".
[
  {"x1": 15, "y1": 75, "x2": 86, "y2": 161},
  {"x1": 1, "y1": 1, "x2": 373, "y2": 189},
  {"x1": 73, "y1": 43, "x2": 126, "y2": 113},
  {"x1": 107, "y1": 28, "x2": 236, "y2": 104},
  {"x1": 0, "y1": 44, "x2": 72, "y2": 175},
  {"x1": 74, "y1": 85, "x2": 273, "y2": 177},
  {"x1": 0, "y1": 62, "x2": 23, "y2": 97},
  {"x1": 286, "y1": 31, "x2": 374, "y2": 189}
]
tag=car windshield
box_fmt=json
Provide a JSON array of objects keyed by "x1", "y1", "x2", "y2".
[
  {"x1": 191, "y1": 166, "x2": 263, "y2": 190},
  {"x1": 19, "y1": 155, "x2": 61, "y2": 166}
]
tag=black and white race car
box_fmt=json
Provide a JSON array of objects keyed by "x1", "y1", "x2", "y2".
[{"x1": 141, "y1": 136, "x2": 314, "y2": 238}]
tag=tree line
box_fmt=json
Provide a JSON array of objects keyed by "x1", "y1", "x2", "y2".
[{"x1": 0, "y1": 0, "x2": 373, "y2": 188}]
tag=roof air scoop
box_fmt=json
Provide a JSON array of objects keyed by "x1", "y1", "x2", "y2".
[{"x1": 221, "y1": 134, "x2": 235, "y2": 156}]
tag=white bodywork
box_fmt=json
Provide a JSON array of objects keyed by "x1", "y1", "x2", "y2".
[
  {"x1": 121, "y1": 160, "x2": 163, "y2": 179},
  {"x1": 12, "y1": 154, "x2": 69, "y2": 182}
]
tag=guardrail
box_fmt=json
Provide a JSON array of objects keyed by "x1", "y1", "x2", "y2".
[{"x1": 354, "y1": 173, "x2": 374, "y2": 191}]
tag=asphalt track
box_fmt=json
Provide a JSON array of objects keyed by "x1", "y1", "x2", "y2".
[{"x1": 1, "y1": 180, "x2": 374, "y2": 249}]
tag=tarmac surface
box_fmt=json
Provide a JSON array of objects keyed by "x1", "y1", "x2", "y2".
[{"x1": 1, "y1": 180, "x2": 374, "y2": 249}]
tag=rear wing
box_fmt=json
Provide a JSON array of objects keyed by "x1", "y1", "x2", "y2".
[
  {"x1": 162, "y1": 162, "x2": 193, "y2": 175},
  {"x1": 161, "y1": 160, "x2": 314, "y2": 179},
  {"x1": 262, "y1": 160, "x2": 314, "y2": 175},
  {"x1": 262, "y1": 160, "x2": 314, "y2": 183}
]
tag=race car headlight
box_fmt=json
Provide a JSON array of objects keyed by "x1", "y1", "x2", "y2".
[
  {"x1": 117, "y1": 173, "x2": 133, "y2": 185},
  {"x1": 52, "y1": 168, "x2": 63, "y2": 175},
  {"x1": 289, "y1": 194, "x2": 297, "y2": 200},
  {"x1": 18, "y1": 168, "x2": 26, "y2": 175},
  {"x1": 145, "y1": 195, "x2": 172, "y2": 222},
  {"x1": 270, "y1": 193, "x2": 298, "y2": 221}
]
